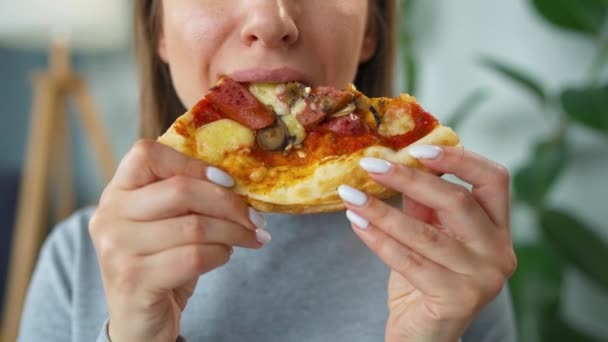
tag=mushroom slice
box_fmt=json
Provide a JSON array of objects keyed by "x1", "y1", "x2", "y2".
[
  {"x1": 369, "y1": 105, "x2": 382, "y2": 127},
  {"x1": 355, "y1": 95, "x2": 381, "y2": 127},
  {"x1": 256, "y1": 118, "x2": 289, "y2": 151},
  {"x1": 329, "y1": 103, "x2": 356, "y2": 118}
]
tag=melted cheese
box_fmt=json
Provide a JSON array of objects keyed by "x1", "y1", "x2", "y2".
[
  {"x1": 280, "y1": 114, "x2": 306, "y2": 146},
  {"x1": 378, "y1": 107, "x2": 415, "y2": 137},
  {"x1": 249, "y1": 83, "x2": 290, "y2": 116},
  {"x1": 290, "y1": 98, "x2": 307, "y2": 116},
  {"x1": 249, "y1": 82, "x2": 308, "y2": 146},
  {"x1": 195, "y1": 119, "x2": 254, "y2": 163}
]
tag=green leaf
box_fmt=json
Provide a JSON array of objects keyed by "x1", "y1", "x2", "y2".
[
  {"x1": 540, "y1": 304, "x2": 602, "y2": 342},
  {"x1": 530, "y1": 0, "x2": 608, "y2": 35},
  {"x1": 446, "y1": 89, "x2": 491, "y2": 130},
  {"x1": 587, "y1": 37, "x2": 608, "y2": 86},
  {"x1": 509, "y1": 243, "x2": 564, "y2": 342},
  {"x1": 481, "y1": 57, "x2": 547, "y2": 105},
  {"x1": 401, "y1": 48, "x2": 418, "y2": 96},
  {"x1": 561, "y1": 85, "x2": 608, "y2": 134},
  {"x1": 400, "y1": 0, "x2": 419, "y2": 95},
  {"x1": 540, "y1": 209, "x2": 608, "y2": 289},
  {"x1": 406, "y1": 54, "x2": 418, "y2": 96},
  {"x1": 513, "y1": 138, "x2": 568, "y2": 208}
]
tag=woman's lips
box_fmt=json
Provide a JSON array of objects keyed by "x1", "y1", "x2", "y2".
[{"x1": 227, "y1": 67, "x2": 312, "y2": 85}]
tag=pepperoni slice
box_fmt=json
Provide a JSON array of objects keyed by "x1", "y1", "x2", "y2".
[
  {"x1": 191, "y1": 98, "x2": 223, "y2": 127},
  {"x1": 295, "y1": 101, "x2": 327, "y2": 127},
  {"x1": 316, "y1": 113, "x2": 369, "y2": 136},
  {"x1": 206, "y1": 77, "x2": 276, "y2": 129},
  {"x1": 313, "y1": 87, "x2": 355, "y2": 114},
  {"x1": 295, "y1": 87, "x2": 355, "y2": 127}
]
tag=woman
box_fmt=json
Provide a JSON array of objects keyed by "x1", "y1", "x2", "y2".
[{"x1": 19, "y1": 1, "x2": 517, "y2": 341}]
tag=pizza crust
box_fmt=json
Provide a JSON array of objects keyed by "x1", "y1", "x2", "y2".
[{"x1": 243, "y1": 125, "x2": 459, "y2": 214}]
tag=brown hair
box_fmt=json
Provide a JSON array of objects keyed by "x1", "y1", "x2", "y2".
[{"x1": 134, "y1": 0, "x2": 397, "y2": 139}]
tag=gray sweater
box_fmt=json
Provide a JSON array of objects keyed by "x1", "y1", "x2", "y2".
[{"x1": 19, "y1": 207, "x2": 516, "y2": 342}]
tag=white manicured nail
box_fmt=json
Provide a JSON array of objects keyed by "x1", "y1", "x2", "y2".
[
  {"x1": 206, "y1": 167, "x2": 235, "y2": 187},
  {"x1": 256, "y1": 229, "x2": 272, "y2": 245},
  {"x1": 249, "y1": 207, "x2": 267, "y2": 229},
  {"x1": 338, "y1": 185, "x2": 368, "y2": 206},
  {"x1": 346, "y1": 210, "x2": 370, "y2": 230},
  {"x1": 360, "y1": 158, "x2": 392, "y2": 174},
  {"x1": 408, "y1": 145, "x2": 442, "y2": 159}
]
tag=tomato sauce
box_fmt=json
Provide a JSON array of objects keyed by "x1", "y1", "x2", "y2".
[
  {"x1": 188, "y1": 80, "x2": 439, "y2": 167},
  {"x1": 250, "y1": 104, "x2": 438, "y2": 167},
  {"x1": 384, "y1": 109, "x2": 438, "y2": 150},
  {"x1": 191, "y1": 98, "x2": 223, "y2": 128}
]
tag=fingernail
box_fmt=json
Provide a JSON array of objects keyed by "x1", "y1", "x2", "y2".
[
  {"x1": 346, "y1": 210, "x2": 370, "y2": 230},
  {"x1": 206, "y1": 167, "x2": 235, "y2": 187},
  {"x1": 249, "y1": 207, "x2": 267, "y2": 229},
  {"x1": 256, "y1": 229, "x2": 272, "y2": 245},
  {"x1": 360, "y1": 157, "x2": 392, "y2": 174},
  {"x1": 408, "y1": 145, "x2": 442, "y2": 159},
  {"x1": 337, "y1": 185, "x2": 368, "y2": 206}
]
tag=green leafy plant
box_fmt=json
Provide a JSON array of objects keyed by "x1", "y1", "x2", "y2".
[
  {"x1": 480, "y1": 1, "x2": 608, "y2": 341},
  {"x1": 400, "y1": 0, "x2": 608, "y2": 341}
]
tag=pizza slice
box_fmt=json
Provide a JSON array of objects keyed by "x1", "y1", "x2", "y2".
[{"x1": 158, "y1": 77, "x2": 459, "y2": 214}]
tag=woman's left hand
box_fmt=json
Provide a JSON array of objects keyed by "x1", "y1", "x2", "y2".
[{"x1": 338, "y1": 145, "x2": 517, "y2": 342}]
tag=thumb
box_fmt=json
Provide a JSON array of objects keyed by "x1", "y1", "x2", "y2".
[{"x1": 111, "y1": 139, "x2": 232, "y2": 190}]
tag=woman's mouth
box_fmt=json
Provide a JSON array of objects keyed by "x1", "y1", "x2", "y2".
[{"x1": 226, "y1": 67, "x2": 312, "y2": 86}]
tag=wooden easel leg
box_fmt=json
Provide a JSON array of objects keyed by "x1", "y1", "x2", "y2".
[
  {"x1": 1, "y1": 41, "x2": 115, "y2": 340},
  {"x1": 72, "y1": 79, "x2": 116, "y2": 183},
  {"x1": 51, "y1": 86, "x2": 75, "y2": 221},
  {"x1": 1, "y1": 75, "x2": 58, "y2": 342}
]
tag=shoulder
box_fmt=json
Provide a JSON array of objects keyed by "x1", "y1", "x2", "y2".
[
  {"x1": 48, "y1": 206, "x2": 96, "y2": 244},
  {"x1": 19, "y1": 207, "x2": 100, "y2": 339},
  {"x1": 40, "y1": 206, "x2": 97, "y2": 265}
]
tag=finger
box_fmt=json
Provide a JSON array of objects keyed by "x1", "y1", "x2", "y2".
[
  {"x1": 402, "y1": 195, "x2": 462, "y2": 241},
  {"x1": 112, "y1": 139, "x2": 235, "y2": 191},
  {"x1": 120, "y1": 176, "x2": 264, "y2": 231},
  {"x1": 339, "y1": 186, "x2": 477, "y2": 274},
  {"x1": 401, "y1": 195, "x2": 436, "y2": 225},
  {"x1": 142, "y1": 244, "x2": 231, "y2": 290},
  {"x1": 106, "y1": 215, "x2": 263, "y2": 255},
  {"x1": 358, "y1": 158, "x2": 495, "y2": 240},
  {"x1": 407, "y1": 145, "x2": 511, "y2": 227},
  {"x1": 351, "y1": 221, "x2": 464, "y2": 297}
]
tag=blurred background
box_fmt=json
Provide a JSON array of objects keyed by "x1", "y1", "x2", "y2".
[{"x1": 0, "y1": 0, "x2": 607, "y2": 341}]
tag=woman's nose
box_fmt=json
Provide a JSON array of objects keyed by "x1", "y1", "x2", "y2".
[{"x1": 240, "y1": 1, "x2": 299, "y2": 48}]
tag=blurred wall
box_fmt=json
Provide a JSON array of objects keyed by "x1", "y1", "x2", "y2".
[{"x1": 0, "y1": 49, "x2": 45, "y2": 170}]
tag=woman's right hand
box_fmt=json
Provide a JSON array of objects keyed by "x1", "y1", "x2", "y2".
[{"x1": 89, "y1": 140, "x2": 269, "y2": 342}]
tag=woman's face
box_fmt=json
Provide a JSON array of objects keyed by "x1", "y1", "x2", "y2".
[{"x1": 158, "y1": 0, "x2": 376, "y2": 109}]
